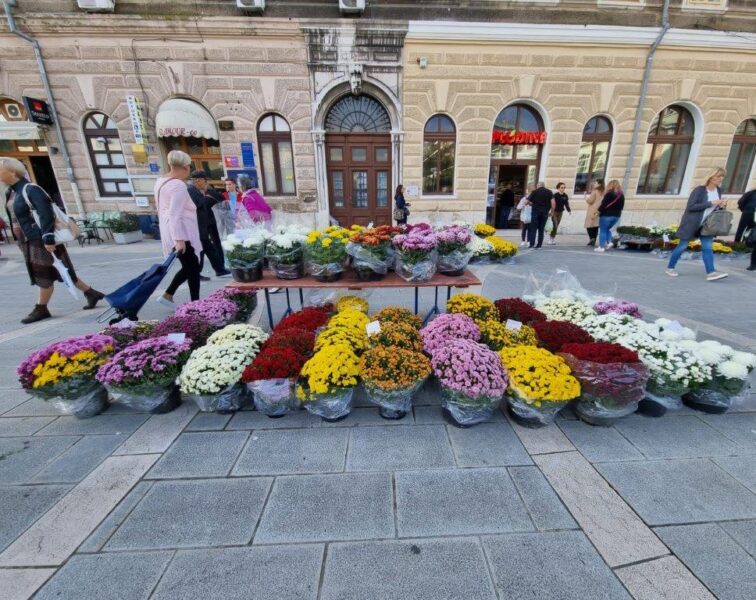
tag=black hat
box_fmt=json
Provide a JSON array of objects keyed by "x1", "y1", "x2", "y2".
[{"x1": 190, "y1": 170, "x2": 208, "y2": 180}]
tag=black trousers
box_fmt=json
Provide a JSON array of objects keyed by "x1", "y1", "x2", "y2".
[
  {"x1": 735, "y1": 211, "x2": 754, "y2": 243},
  {"x1": 587, "y1": 226, "x2": 599, "y2": 243},
  {"x1": 199, "y1": 236, "x2": 227, "y2": 275},
  {"x1": 166, "y1": 243, "x2": 201, "y2": 301},
  {"x1": 528, "y1": 211, "x2": 549, "y2": 248}
]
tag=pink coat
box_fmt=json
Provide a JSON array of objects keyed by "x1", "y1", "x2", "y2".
[{"x1": 154, "y1": 177, "x2": 201, "y2": 258}]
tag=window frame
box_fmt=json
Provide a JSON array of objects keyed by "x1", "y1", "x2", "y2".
[
  {"x1": 422, "y1": 114, "x2": 457, "y2": 195},
  {"x1": 83, "y1": 111, "x2": 130, "y2": 198},
  {"x1": 723, "y1": 118, "x2": 756, "y2": 195},
  {"x1": 574, "y1": 116, "x2": 613, "y2": 194},
  {"x1": 637, "y1": 105, "x2": 695, "y2": 195},
  {"x1": 257, "y1": 113, "x2": 297, "y2": 197}
]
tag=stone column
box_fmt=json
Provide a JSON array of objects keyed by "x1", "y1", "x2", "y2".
[
  {"x1": 391, "y1": 131, "x2": 404, "y2": 192},
  {"x1": 311, "y1": 129, "x2": 329, "y2": 228}
]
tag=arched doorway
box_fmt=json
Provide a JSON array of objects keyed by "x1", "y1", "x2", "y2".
[
  {"x1": 325, "y1": 95, "x2": 392, "y2": 226},
  {"x1": 487, "y1": 103, "x2": 547, "y2": 228}
]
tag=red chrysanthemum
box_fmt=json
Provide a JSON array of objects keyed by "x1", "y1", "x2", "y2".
[
  {"x1": 494, "y1": 298, "x2": 547, "y2": 324},
  {"x1": 560, "y1": 342, "x2": 640, "y2": 365},
  {"x1": 274, "y1": 307, "x2": 330, "y2": 332},
  {"x1": 260, "y1": 328, "x2": 316, "y2": 356},
  {"x1": 532, "y1": 320, "x2": 594, "y2": 353},
  {"x1": 242, "y1": 346, "x2": 308, "y2": 382}
]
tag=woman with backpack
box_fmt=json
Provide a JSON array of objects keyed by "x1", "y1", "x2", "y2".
[
  {"x1": 1, "y1": 157, "x2": 104, "y2": 324},
  {"x1": 665, "y1": 167, "x2": 729, "y2": 282}
]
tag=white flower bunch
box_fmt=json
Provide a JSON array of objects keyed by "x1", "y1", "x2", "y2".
[
  {"x1": 180, "y1": 342, "x2": 256, "y2": 395},
  {"x1": 644, "y1": 318, "x2": 696, "y2": 342},
  {"x1": 469, "y1": 235, "x2": 494, "y2": 257},
  {"x1": 450, "y1": 220, "x2": 472, "y2": 228},
  {"x1": 535, "y1": 298, "x2": 595, "y2": 323},
  {"x1": 269, "y1": 231, "x2": 307, "y2": 250},
  {"x1": 221, "y1": 234, "x2": 243, "y2": 253},
  {"x1": 207, "y1": 324, "x2": 268, "y2": 354},
  {"x1": 580, "y1": 313, "x2": 642, "y2": 342},
  {"x1": 620, "y1": 332, "x2": 711, "y2": 389},
  {"x1": 677, "y1": 339, "x2": 756, "y2": 382}
]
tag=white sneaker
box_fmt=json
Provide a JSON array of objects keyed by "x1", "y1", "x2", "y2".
[
  {"x1": 519, "y1": 241, "x2": 528, "y2": 247},
  {"x1": 665, "y1": 269, "x2": 679, "y2": 277},
  {"x1": 706, "y1": 271, "x2": 728, "y2": 282},
  {"x1": 594, "y1": 247, "x2": 605, "y2": 253},
  {"x1": 156, "y1": 295, "x2": 175, "y2": 308},
  {"x1": 548, "y1": 239, "x2": 556, "y2": 245}
]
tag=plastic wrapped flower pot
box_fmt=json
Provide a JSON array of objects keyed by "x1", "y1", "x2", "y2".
[
  {"x1": 442, "y1": 386, "x2": 502, "y2": 427},
  {"x1": 392, "y1": 229, "x2": 438, "y2": 283},
  {"x1": 505, "y1": 393, "x2": 564, "y2": 428},
  {"x1": 271, "y1": 260, "x2": 304, "y2": 280},
  {"x1": 361, "y1": 346, "x2": 431, "y2": 420},
  {"x1": 230, "y1": 260, "x2": 263, "y2": 283},
  {"x1": 638, "y1": 379, "x2": 688, "y2": 417},
  {"x1": 437, "y1": 249, "x2": 473, "y2": 276},
  {"x1": 297, "y1": 343, "x2": 360, "y2": 422},
  {"x1": 301, "y1": 387, "x2": 355, "y2": 422},
  {"x1": 346, "y1": 226, "x2": 397, "y2": 281},
  {"x1": 436, "y1": 226, "x2": 473, "y2": 276},
  {"x1": 106, "y1": 383, "x2": 181, "y2": 414},
  {"x1": 307, "y1": 261, "x2": 344, "y2": 283},
  {"x1": 304, "y1": 227, "x2": 350, "y2": 282},
  {"x1": 184, "y1": 383, "x2": 248, "y2": 413},
  {"x1": 682, "y1": 376, "x2": 749, "y2": 415},
  {"x1": 48, "y1": 381, "x2": 109, "y2": 419},
  {"x1": 222, "y1": 231, "x2": 266, "y2": 283},
  {"x1": 395, "y1": 253, "x2": 437, "y2": 283},
  {"x1": 267, "y1": 230, "x2": 307, "y2": 280},
  {"x1": 247, "y1": 379, "x2": 298, "y2": 417}
]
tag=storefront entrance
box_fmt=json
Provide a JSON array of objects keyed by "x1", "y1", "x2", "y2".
[{"x1": 487, "y1": 165, "x2": 528, "y2": 228}]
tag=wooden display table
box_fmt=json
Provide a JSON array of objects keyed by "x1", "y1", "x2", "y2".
[{"x1": 228, "y1": 269, "x2": 481, "y2": 329}]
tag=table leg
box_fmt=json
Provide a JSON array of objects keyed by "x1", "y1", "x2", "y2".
[
  {"x1": 414, "y1": 287, "x2": 419, "y2": 315},
  {"x1": 447, "y1": 286, "x2": 452, "y2": 302},
  {"x1": 284, "y1": 288, "x2": 294, "y2": 317},
  {"x1": 421, "y1": 286, "x2": 442, "y2": 325},
  {"x1": 299, "y1": 288, "x2": 304, "y2": 310},
  {"x1": 264, "y1": 288, "x2": 274, "y2": 330}
]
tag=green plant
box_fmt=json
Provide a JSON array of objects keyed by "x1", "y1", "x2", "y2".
[
  {"x1": 106, "y1": 213, "x2": 140, "y2": 233},
  {"x1": 616, "y1": 226, "x2": 651, "y2": 237}
]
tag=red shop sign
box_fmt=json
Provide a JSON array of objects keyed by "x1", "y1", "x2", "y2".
[{"x1": 492, "y1": 130, "x2": 547, "y2": 145}]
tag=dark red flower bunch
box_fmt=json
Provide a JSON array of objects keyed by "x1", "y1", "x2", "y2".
[
  {"x1": 560, "y1": 342, "x2": 640, "y2": 365},
  {"x1": 242, "y1": 346, "x2": 308, "y2": 382},
  {"x1": 148, "y1": 315, "x2": 217, "y2": 349},
  {"x1": 275, "y1": 307, "x2": 330, "y2": 332},
  {"x1": 532, "y1": 320, "x2": 594, "y2": 353},
  {"x1": 494, "y1": 298, "x2": 547, "y2": 324},
  {"x1": 261, "y1": 328, "x2": 316, "y2": 357}
]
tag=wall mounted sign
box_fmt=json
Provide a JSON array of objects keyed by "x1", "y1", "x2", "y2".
[
  {"x1": 157, "y1": 127, "x2": 199, "y2": 138},
  {"x1": 149, "y1": 162, "x2": 160, "y2": 173},
  {"x1": 218, "y1": 120, "x2": 235, "y2": 131},
  {"x1": 492, "y1": 130, "x2": 547, "y2": 145},
  {"x1": 126, "y1": 95, "x2": 148, "y2": 144},
  {"x1": 224, "y1": 156, "x2": 240, "y2": 168},
  {"x1": 240, "y1": 142, "x2": 255, "y2": 167},
  {"x1": 22, "y1": 97, "x2": 54, "y2": 126}
]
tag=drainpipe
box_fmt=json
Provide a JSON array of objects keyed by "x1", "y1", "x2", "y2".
[
  {"x1": 3, "y1": 0, "x2": 85, "y2": 216},
  {"x1": 622, "y1": 0, "x2": 671, "y2": 192}
]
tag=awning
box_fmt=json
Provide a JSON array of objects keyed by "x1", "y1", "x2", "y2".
[
  {"x1": 0, "y1": 121, "x2": 41, "y2": 141},
  {"x1": 155, "y1": 98, "x2": 219, "y2": 140}
]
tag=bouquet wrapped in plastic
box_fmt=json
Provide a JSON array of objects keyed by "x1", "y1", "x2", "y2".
[
  {"x1": 392, "y1": 228, "x2": 437, "y2": 282},
  {"x1": 360, "y1": 346, "x2": 431, "y2": 419},
  {"x1": 242, "y1": 346, "x2": 308, "y2": 417},
  {"x1": 436, "y1": 225, "x2": 473, "y2": 276},
  {"x1": 221, "y1": 229, "x2": 268, "y2": 282},
  {"x1": 304, "y1": 226, "x2": 350, "y2": 282},
  {"x1": 347, "y1": 226, "x2": 400, "y2": 280},
  {"x1": 296, "y1": 343, "x2": 360, "y2": 421}
]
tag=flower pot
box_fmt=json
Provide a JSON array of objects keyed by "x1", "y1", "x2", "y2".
[
  {"x1": 302, "y1": 387, "x2": 354, "y2": 422},
  {"x1": 506, "y1": 395, "x2": 564, "y2": 428},
  {"x1": 682, "y1": 389, "x2": 731, "y2": 415},
  {"x1": 272, "y1": 262, "x2": 305, "y2": 280},
  {"x1": 438, "y1": 267, "x2": 465, "y2": 277},
  {"x1": 183, "y1": 383, "x2": 248, "y2": 413},
  {"x1": 440, "y1": 386, "x2": 501, "y2": 428},
  {"x1": 107, "y1": 383, "x2": 181, "y2": 414},
  {"x1": 395, "y1": 256, "x2": 436, "y2": 283},
  {"x1": 231, "y1": 263, "x2": 263, "y2": 283},
  {"x1": 247, "y1": 379, "x2": 298, "y2": 418},
  {"x1": 113, "y1": 230, "x2": 143, "y2": 245},
  {"x1": 46, "y1": 383, "x2": 109, "y2": 419},
  {"x1": 575, "y1": 399, "x2": 638, "y2": 427},
  {"x1": 352, "y1": 267, "x2": 384, "y2": 282},
  {"x1": 314, "y1": 271, "x2": 342, "y2": 283},
  {"x1": 364, "y1": 380, "x2": 425, "y2": 421},
  {"x1": 437, "y1": 249, "x2": 472, "y2": 276}
]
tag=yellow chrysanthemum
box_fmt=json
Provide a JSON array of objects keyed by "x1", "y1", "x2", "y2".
[{"x1": 499, "y1": 345, "x2": 581, "y2": 406}]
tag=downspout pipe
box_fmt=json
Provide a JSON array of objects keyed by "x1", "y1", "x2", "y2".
[
  {"x1": 2, "y1": 0, "x2": 85, "y2": 216},
  {"x1": 622, "y1": 0, "x2": 671, "y2": 192}
]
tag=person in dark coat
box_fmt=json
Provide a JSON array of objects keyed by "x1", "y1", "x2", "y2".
[
  {"x1": 594, "y1": 180, "x2": 624, "y2": 252},
  {"x1": 188, "y1": 170, "x2": 230, "y2": 279},
  {"x1": 549, "y1": 182, "x2": 571, "y2": 244},
  {"x1": 665, "y1": 168, "x2": 729, "y2": 281},
  {"x1": 527, "y1": 182, "x2": 555, "y2": 249},
  {"x1": 496, "y1": 183, "x2": 515, "y2": 229},
  {"x1": 394, "y1": 185, "x2": 409, "y2": 225},
  {"x1": 734, "y1": 188, "x2": 756, "y2": 243},
  {"x1": 1, "y1": 157, "x2": 104, "y2": 324}
]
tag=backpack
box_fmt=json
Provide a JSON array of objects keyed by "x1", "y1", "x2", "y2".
[
  {"x1": 22, "y1": 183, "x2": 80, "y2": 244},
  {"x1": 700, "y1": 209, "x2": 733, "y2": 237}
]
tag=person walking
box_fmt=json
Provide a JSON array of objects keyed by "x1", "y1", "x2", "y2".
[
  {"x1": 238, "y1": 175, "x2": 273, "y2": 228},
  {"x1": 527, "y1": 182, "x2": 555, "y2": 249},
  {"x1": 734, "y1": 188, "x2": 755, "y2": 243},
  {"x1": 188, "y1": 170, "x2": 230, "y2": 279},
  {"x1": 155, "y1": 151, "x2": 203, "y2": 306},
  {"x1": 548, "y1": 182, "x2": 571, "y2": 245},
  {"x1": 496, "y1": 182, "x2": 515, "y2": 229},
  {"x1": 212, "y1": 178, "x2": 236, "y2": 240},
  {"x1": 584, "y1": 179, "x2": 603, "y2": 246},
  {"x1": 595, "y1": 180, "x2": 624, "y2": 252},
  {"x1": 394, "y1": 185, "x2": 409, "y2": 225},
  {"x1": 665, "y1": 168, "x2": 729, "y2": 281},
  {"x1": 1, "y1": 157, "x2": 104, "y2": 324},
  {"x1": 516, "y1": 187, "x2": 532, "y2": 247}
]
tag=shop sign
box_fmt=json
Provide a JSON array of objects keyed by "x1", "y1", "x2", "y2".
[
  {"x1": 157, "y1": 127, "x2": 199, "y2": 138},
  {"x1": 22, "y1": 97, "x2": 54, "y2": 126},
  {"x1": 126, "y1": 95, "x2": 148, "y2": 144},
  {"x1": 224, "y1": 156, "x2": 240, "y2": 168},
  {"x1": 492, "y1": 130, "x2": 547, "y2": 145}
]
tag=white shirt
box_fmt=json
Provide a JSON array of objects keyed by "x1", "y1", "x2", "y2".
[{"x1": 701, "y1": 188, "x2": 720, "y2": 224}]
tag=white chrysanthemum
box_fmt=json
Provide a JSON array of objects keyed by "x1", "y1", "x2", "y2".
[
  {"x1": 207, "y1": 324, "x2": 268, "y2": 350},
  {"x1": 468, "y1": 235, "x2": 494, "y2": 257},
  {"x1": 731, "y1": 351, "x2": 756, "y2": 369},
  {"x1": 180, "y1": 342, "x2": 256, "y2": 395},
  {"x1": 717, "y1": 360, "x2": 750, "y2": 381},
  {"x1": 535, "y1": 298, "x2": 595, "y2": 323},
  {"x1": 221, "y1": 240, "x2": 238, "y2": 252}
]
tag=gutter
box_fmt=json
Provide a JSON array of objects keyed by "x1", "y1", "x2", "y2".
[
  {"x1": 622, "y1": 0, "x2": 671, "y2": 192},
  {"x1": 2, "y1": 0, "x2": 85, "y2": 215}
]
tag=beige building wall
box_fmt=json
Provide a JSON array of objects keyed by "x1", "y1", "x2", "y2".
[{"x1": 402, "y1": 36, "x2": 756, "y2": 227}]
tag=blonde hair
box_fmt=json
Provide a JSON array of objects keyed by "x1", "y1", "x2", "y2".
[
  {"x1": 606, "y1": 179, "x2": 622, "y2": 192},
  {"x1": 0, "y1": 157, "x2": 27, "y2": 179},
  {"x1": 167, "y1": 150, "x2": 192, "y2": 168},
  {"x1": 705, "y1": 168, "x2": 726, "y2": 186}
]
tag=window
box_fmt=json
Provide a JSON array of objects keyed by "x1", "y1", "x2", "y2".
[
  {"x1": 163, "y1": 136, "x2": 223, "y2": 182},
  {"x1": 637, "y1": 105, "x2": 695, "y2": 195},
  {"x1": 575, "y1": 116, "x2": 613, "y2": 193},
  {"x1": 257, "y1": 114, "x2": 296, "y2": 196},
  {"x1": 423, "y1": 114, "x2": 456, "y2": 195},
  {"x1": 83, "y1": 112, "x2": 130, "y2": 196},
  {"x1": 325, "y1": 95, "x2": 391, "y2": 133},
  {"x1": 723, "y1": 119, "x2": 756, "y2": 194}
]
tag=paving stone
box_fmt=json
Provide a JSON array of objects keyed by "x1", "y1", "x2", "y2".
[
  {"x1": 106, "y1": 477, "x2": 271, "y2": 550},
  {"x1": 232, "y1": 428, "x2": 347, "y2": 476},
  {"x1": 506, "y1": 415, "x2": 575, "y2": 455},
  {"x1": 615, "y1": 555, "x2": 716, "y2": 600},
  {"x1": 614, "y1": 415, "x2": 741, "y2": 459},
  {"x1": 720, "y1": 520, "x2": 756, "y2": 558},
  {"x1": 0, "y1": 416, "x2": 56, "y2": 436},
  {"x1": 0, "y1": 567, "x2": 56, "y2": 600},
  {"x1": 535, "y1": 452, "x2": 668, "y2": 567},
  {"x1": 0, "y1": 454, "x2": 158, "y2": 566},
  {"x1": 0, "y1": 436, "x2": 79, "y2": 483},
  {"x1": 255, "y1": 472, "x2": 394, "y2": 544},
  {"x1": 346, "y1": 425, "x2": 455, "y2": 471},
  {"x1": 113, "y1": 402, "x2": 197, "y2": 455},
  {"x1": 35, "y1": 414, "x2": 150, "y2": 436},
  {"x1": 509, "y1": 466, "x2": 577, "y2": 531},
  {"x1": 700, "y1": 413, "x2": 756, "y2": 452},
  {"x1": 34, "y1": 551, "x2": 173, "y2": 600},
  {"x1": 3, "y1": 398, "x2": 75, "y2": 417},
  {"x1": 31, "y1": 434, "x2": 128, "y2": 483},
  {"x1": 226, "y1": 408, "x2": 321, "y2": 430},
  {"x1": 320, "y1": 406, "x2": 414, "y2": 426},
  {"x1": 446, "y1": 422, "x2": 532, "y2": 467},
  {"x1": 414, "y1": 405, "x2": 503, "y2": 425},
  {"x1": 152, "y1": 545, "x2": 323, "y2": 600},
  {"x1": 147, "y1": 431, "x2": 249, "y2": 479},
  {"x1": 713, "y1": 456, "x2": 756, "y2": 493},
  {"x1": 656, "y1": 523, "x2": 756, "y2": 600},
  {"x1": 0, "y1": 392, "x2": 33, "y2": 416},
  {"x1": 557, "y1": 420, "x2": 645, "y2": 462},
  {"x1": 185, "y1": 412, "x2": 232, "y2": 431},
  {"x1": 395, "y1": 467, "x2": 533, "y2": 537},
  {"x1": 321, "y1": 538, "x2": 497, "y2": 600},
  {"x1": 596, "y1": 458, "x2": 756, "y2": 526},
  {"x1": 0, "y1": 485, "x2": 71, "y2": 552},
  {"x1": 483, "y1": 531, "x2": 632, "y2": 600}
]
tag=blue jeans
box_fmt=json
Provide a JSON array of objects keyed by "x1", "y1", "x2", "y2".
[
  {"x1": 598, "y1": 216, "x2": 619, "y2": 247},
  {"x1": 667, "y1": 236, "x2": 715, "y2": 274}
]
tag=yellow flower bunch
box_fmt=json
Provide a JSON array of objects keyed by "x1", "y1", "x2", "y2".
[
  {"x1": 298, "y1": 343, "x2": 360, "y2": 398},
  {"x1": 336, "y1": 295, "x2": 370, "y2": 314},
  {"x1": 305, "y1": 227, "x2": 351, "y2": 262},
  {"x1": 32, "y1": 349, "x2": 111, "y2": 388},
  {"x1": 368, "y1": 322, "x2": 424, "y2": 353},
  {"x1": 372, "y1": 306, "x2": 422, "y2": 330},
  {"x1": 478, "y1": 320, "x2": 538, "y2": 351},
  {"x1": 487, "y1": 236, "x2": 519, "y2": 258},
  {"x1": 315, "y1": 325, "x2": 369, "y2": 353},
  {"x1": 447, "y1": 293, "x2": 498, "y2": 324},
  {"x1": 499, "y1": 345, "x2": 581, "y2": 407},
  {"x1": 474, "y1": 223, "x2": 496, "y2": 237},
  {"x1": 327, "y1": 308, "x2": 370, "y2": 333},
  {"x1": 712, "y1": 242, "x2": 733, "y2": 254}
]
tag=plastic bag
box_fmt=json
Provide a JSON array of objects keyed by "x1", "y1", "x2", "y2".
[
  {"x1": 364, "y1": 378, "x2": 426, "y2": 420},
  {"x1": 638, "y1": 380, "x2": 685, "y2": 416},
  {"x1": 346, "y1": 241, "x2": 391, "y2": 275},
  {"x1": 106, "y1": 383, "x2": 181, "y2": 414},
  {"x1": 51, "y1": 253, "x2": 83, "y2": 300},
  {"x1": 437, "y1": 248, "x2": 473, "y2": 275},
  {"x1": 45, "y1": 382, "x2": 108, "y2": 419},
  {"x1": 183, "y1": 383, "x2": 248, "y2": 413},
  {"x1": 441, "y1": 385, "x2": 502, "y2": 427},
  {"x1": 305, "y1": 260, "x2": 346, "y2": 281},
  {"x1": 522, "y1": 268, "x2": 613, "y2": 306},
  {"x1": 304, "y1": 288, "x2": 371, "y2": 309},
  {"x1": 506, "y1": 394, "x2": 564, "y2": 428},
  {"x1": 247, "y1": 379, "x2": 298, "y2": 417},
  {"x1": 683, "y1": 375, "x2": 750, "y2": 415},
  {"x1": 395, "y1": 251, "x2": 437, "y2": 283},
  {"x1": 269, "y1": 259, "x2": 304, "y2": 280},
  {"x1": 301, "y1": 387, "x2": 354, "y2": 422}
]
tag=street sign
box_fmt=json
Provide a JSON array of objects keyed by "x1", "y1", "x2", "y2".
[
  {"x1": 22, "y1": 97, "x2": 54, "y2": 126},
  {"x1": 126, "y1": 95, "x2": 148, "y2": 144},
  {"x1": 240, "y1": 142, "x2": 255, "y2": 167},
  {"x1": 149, "y1": 162, "x2": 160, "y2": 173}
]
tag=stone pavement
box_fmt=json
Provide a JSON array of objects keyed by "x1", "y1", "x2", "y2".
[{"x1": 0, "y1": 237, "x2": 754, "y2": 599}]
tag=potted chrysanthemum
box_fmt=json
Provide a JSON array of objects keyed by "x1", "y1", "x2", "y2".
[
  {"x1": 436, "y1": 225, "x2": 473, "y2": 276},
  {"x1": 304, "y1": 226, "x2": 350, "y2": 282},
  {"x1": 347, "y1": 226, "x2": 399, "y2": 281},
  {"x1": 242, "y1": 346, "x2": 308, "y2": 417},
  {"x1": 266, "y1": 225, "x2": 308, "y2": 280},
  {"x1": 392, "y1": 227, "x2": 438, "y2": 282},
  {"x1": 221, "y1": 229, "x2": 268, "y2": 283},
  {"x1": 297, "y1": 343, "x2": 360, "y2": 422},
  {"x1": 361, "y1": 346, "x2": 431, "y2": 420}
]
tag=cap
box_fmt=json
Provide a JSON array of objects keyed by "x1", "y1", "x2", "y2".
[{"x1": 190, "y1": 170, "x2": 208, "y2": 180}]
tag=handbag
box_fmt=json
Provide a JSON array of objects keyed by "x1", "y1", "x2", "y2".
[
  {"x1": 22, "y1": 184, "x2": 80, "y2": 244},
  {"x1": 393, "y1": 207, "x2": 406, "y2": 221},
  {"x1": 700, "y1": 209, "x2": 733, "y2": 237},
  {"x1": 520, "y1": 205, "x2": 532, "y2": 224}
]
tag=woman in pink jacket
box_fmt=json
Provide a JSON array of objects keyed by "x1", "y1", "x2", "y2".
[{"x1": 155, "y1": 150, "x2": 203, "y2": 306}]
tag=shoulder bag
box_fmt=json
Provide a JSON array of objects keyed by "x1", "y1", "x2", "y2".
[
  {"x1": 700, "y1": 209, "x2": 733, "y2": 237},
  {"x1": 22, "y1": 184, "x2": 80, "y2": 244}
]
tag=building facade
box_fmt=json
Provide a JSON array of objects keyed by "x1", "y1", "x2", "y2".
[{"x1": 1, "y1": 0, "x2": 755, "y2": 230}]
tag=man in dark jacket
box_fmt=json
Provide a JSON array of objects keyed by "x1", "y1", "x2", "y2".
[
  {"x1": 496, "y1": 182, "x2": 515, "y2": 229},
  {"x1": 188, "y1": 170, "x2": 230, "y2": 278},
  {"x1": 734, "y1": 188, "x2": 756, "y2": 243},
  {"x1": 527, "y1": 182, "x2": 555, "y2": 249}
]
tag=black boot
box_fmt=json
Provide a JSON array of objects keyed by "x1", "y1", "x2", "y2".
[
  {"x1": 21, "y1": 304, "x2": 51, "y2": 324},
  {"x1": 83, "y1": 287, "x2": 105, "y2": 310}
]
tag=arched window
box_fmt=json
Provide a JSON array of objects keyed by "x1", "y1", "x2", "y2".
[
  {"x1": 423, "y1": 115, "x2": 456, "y2": 195},
  {"x1": 575, "y1": 116, "x2": 612, "y2": 193},
  {"x1": 637, "y1": 105, "x2": 695, "y2": 195},
  {"x1": 83, "y1": 112, "x2": 130, "y2": 197},
  {"x1": 325, "y1": 95, "x2": 391, "y2": 133},
  {"x1": 257, "y1": 114, "x2": 295, "y2": 196},
  {"x1": 723, "y1": 119, "x2": 756, "y2": 194}
]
